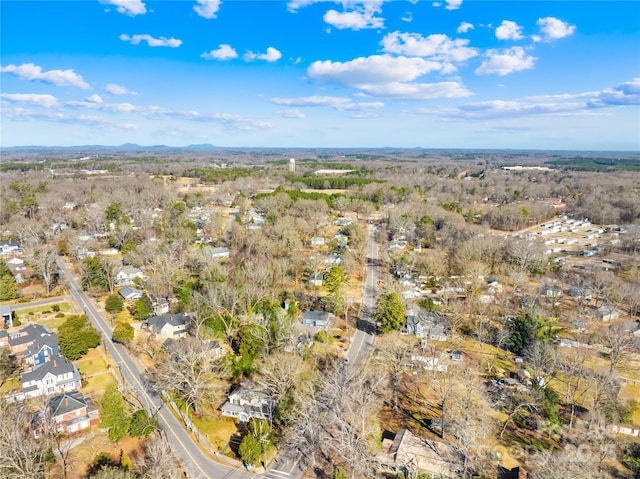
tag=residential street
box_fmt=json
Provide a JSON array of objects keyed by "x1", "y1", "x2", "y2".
[{"x1": 56, "y1": 257, "x2": 252, "y2": 479}]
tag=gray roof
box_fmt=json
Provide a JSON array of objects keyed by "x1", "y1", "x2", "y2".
[
  {"x1": 21, "y1": 355, "x2": 79, "y2": 383},
  {"x1": 25, "y1": 335, "x2": 59, "y2": 357},
  {"x1": 48, "y1": 391, "x2": 87, "y2": 417},
  {"x1": 147, "y1": 313, "x2": 192, "y2": 332},
  {"x1": 9, "y1": 324, "x2": 53, "y2": 347},
  {"x1": 0, "y1": 304, "x2": 12, "y2": 315},
  {"x1": 302, "y1": 311, "x2": 332, "y2": 322},
  {"x1": 119, "y1": 286, "x2": 143, "y2": 299}
]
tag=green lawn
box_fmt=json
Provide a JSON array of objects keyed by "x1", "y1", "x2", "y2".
[
  {"x1": 13, "y1": 302, "x2": 72, "y2": 316},
  {"x1": 192, "y1": 414, "x2": 238, "y2": 451},
  {"x1": 81, "y1": 371, "x2": 116, "y2": 398},
  {"x1": 76, "y1": 349, "x2": 109, "y2": 376}
]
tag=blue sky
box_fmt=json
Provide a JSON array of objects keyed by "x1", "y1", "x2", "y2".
[{"x1": 1, "y1": 0, "x2": 639, "y2": 150}]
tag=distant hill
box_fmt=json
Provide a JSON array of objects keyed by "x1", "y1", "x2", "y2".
[{"x1": 1, "y1": 143, "x2": 219, "y2": 152}]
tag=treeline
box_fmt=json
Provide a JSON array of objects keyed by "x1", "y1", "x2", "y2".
[
  {"x1": 254, "y1": 187, "x2": 348, "y2": 208},
  {"x1": 183, "y1": 167, "x2": 256, "y2": 183},
  {"x1": 546, "y1": 157, "x2": 640, "y2": 172},
  {"x1": 288, "y1": 176, "x2": 384, "y2": 189}
]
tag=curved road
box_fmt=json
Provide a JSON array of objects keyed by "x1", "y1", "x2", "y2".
[{"x1": 57, "y1": 258, "x2": 252, "y2": 479}]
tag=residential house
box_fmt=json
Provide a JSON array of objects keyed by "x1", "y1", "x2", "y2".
[
  {"x1": 115, "y1": 266, "x2": 145, "y2": 286},
  {"x1": 8, "y1": 324, "x2": 54, "y2": 355},
  {"x1": 221, "y1": 381, "x2": 274, "y2": 423},
  {"x1": 145, "y1": 312, "x2": 194, "y2": 339},
  {"x1": 567, "y1": 286, "x2": 593, "y2": 301},
  {"x1": 608, "y1": 424, "x2": 640, "y2": 438},
  {"x1": 1, "y1": 304, "x2": 14, "y2": 328},
  {"x1": 301, "y1": 311, "x2": 333, "y2": 329},
  {"x1": 0, "y1": 240, "x2": 22, "y2": 256},
  {"x1": 24, "y1": 335, "x2": 60, "y2": 367},
  {"x1": 378, "y1": 429, "x2": 460, "y2": 478},
  {"x1": 540, "y1": 283, "x2": 562, "y2": 298},
  {"x1": 403, "y1": 309, "x2": 447, "y2": 342},
  {"x1": 44, "y1": 391, "x2": 100, "y2": 434},
  {"x1": 20, "y1": 356, "x2": 82, "y2": 399},
  {"x1": 310, "y1": 237, "x2": 325, "y2": 247},
  {"x1": 118, "y1": 286, "x2": 143, "y2": 302},
  {"x1": 308, "y1": 272, "x2": 324, "y2": 287},
  {"x1": 149, "y1": 295, "x2": 170, "y2": 315},
  {"x1": 6, "y1": 256, "x2": 26, "y2": 273},
  {"x1": 325, "y1": 254, "x2": 342, "y2": 265},
  {"x1": 410, "y1": 355, "x2": 447, "y2": 372},
  {"x1": 206, "y1": 246, "x2": 230, "y2": 259},
  {"x1": 597, "y1": 305, "x2": 619, "y2": 322},
  {"x1": 450, "y1": 350, "x2": 463, "y2": 361}
]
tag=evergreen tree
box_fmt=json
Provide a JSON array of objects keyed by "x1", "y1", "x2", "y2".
[
  {"x1": 374, "y1": 292, "x2": 406, "y2": 334},
  {"x1": 0, "y1": 274, "x2": 17, "y2": 301},
  {"x1": 112, "y1": 322, "x2": 134, "y2": 345},
  {"x1": 100, "y1": 384, "x2": 131, "y2": 442},
  {"x1": 238, "y1": 434, "x2": 262, "y2": 467},
  {"x1": 129, "y1": 409, "x2": 158, "y2": 437},
  {"x1": 58, "y1": 315, "x2": 101, "y2": 360},
  {"x1": 105, "y1": 293, "x2": 124, "y2": 314},
  {"x1": 132, "y1": 295, "x2": 154, "y2": 321}
]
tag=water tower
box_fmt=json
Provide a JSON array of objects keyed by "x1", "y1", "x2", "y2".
[{"x1": 289, "y1": 158, "x2": 296, "y2": 173}]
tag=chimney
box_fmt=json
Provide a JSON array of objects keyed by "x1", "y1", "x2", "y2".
[
  {"x1": 65, "y1": 397, "x2": 69, "y2": 406},
  {"x1": 53, "y1": 360, "x2": 57, "y2": 368}
]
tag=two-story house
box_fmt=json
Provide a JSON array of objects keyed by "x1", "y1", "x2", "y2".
[
  {"x1": 8, "y1": 324, "x2": 54, "y2": 355},
  {"x1": 145, "y1": 312, "x2": 194, "y2": 339},
  {"x1": 221, "y1": 381, "x2": 274, "y2": 423},
  {"x1": 115, "y1": 266, "x2": 145, "y2": 286},
  {"x1": 24, "y1": 335, "x2": 60, "y2": 367},
  {"x1": 45, "y1": 391, "x2": 100, "y2": 434},
  {"x1": 20, "y1": 356, "x2": 82, "y2": 399}
]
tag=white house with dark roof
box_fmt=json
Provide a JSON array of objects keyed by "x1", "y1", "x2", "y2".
[
  {"x1": 206, "y1": 246, "x2": 230, "y2": 259},
  {"x1": 118, "y1": 286, "x2": 143, "y2": 301},
  {"x1": 145, "y1": 312, "x2": 194, "y2": 339},
  {"x1": 115, "y1": 266, "x2": 145, "y2": 286},
  {"x1": 302, "y1": 311, "x2": 333, "y2": 329},
  {"x1": 0, "y1": 240, "x2": 22, "y2": 255},
  {"x1": 20, "y1": 355, "x2": 82, "y2": 399},
  {"x1": 221, "y1": 381, "x2": 274, "y2": 423}
]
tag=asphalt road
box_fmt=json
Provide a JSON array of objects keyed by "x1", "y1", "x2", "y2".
[
  {"x1": 346, "y1": 224, "x2": 379, "y2": 364},
  {"x1": 6, "y1": 295, "x2": 72, "y2": 310},
  {"x1": 56, "y1": 258, "x2": 252, "y2": 479}
]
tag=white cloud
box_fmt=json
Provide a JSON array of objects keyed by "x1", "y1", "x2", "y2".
[
  {"x1": 243, "y1": 47, "x2": 282, "y2": 62},
  {"x1": 286, "y1": 0, "x2": 317, "y2": 13},
  {"x1": 457, "y1": 22, "x2": 474, "y2": 33},
  {"x1": 495, "y1": 20, "x2": 524, "y2": 40},
  {"x1": 119, "y1": 34, "x2": 182, "y2": 48},
  {"x1": 475, "y1": 47, "x2": 536, "y2": 76},
  {"x1": 380, "y1": 31, "x2": 478, "y2": 62},
  {"x1": 401, "y1": 12, "x2": 413, "y2": 22},
  {"x1": 587, "y1": 78, "x2": 640, "y2": 108},
  {"x1": 193, "y1": 0, "x2": 221, "y2": 19},
  {"x1": 0, "y1": 93, "x2": 59, "y2": 108},
  {"x1": 535, "y1": 17, "x2": 576, "y2": 42},
  {"x1": 105, "y1": 83, "x2": 136, "y2": 95},
  {"x1": 323, "y1": 3, "x2": 385, "y2": 31},
  {"x1": 271, "y1": 95, "x2": 384, "y2": 111},
  {"x1": 0, "y1": 63, "x2": 90, "y2": 89},
  {"x1": 446, "y1": 79, "x2": 639, "y2": 120},
  {"x1": 86, "y1": 94, "x2": 103, "y2": 104},
  {"x1": 432, "y1": 2, "x2": 441, "y2": 7},
  {"x1": 445, "y1": 0, "x2": 462, "y2": 10},
  {"x1": 101, "y1": 0, "x2": 146, "y2": 16},
  {"x1": 201, "y1": 44, "x2": 238, "y2": 60},
  {"x1": 276, "y1": 109, "x2": 305, "y2": 118},
  {"x1": 308, "y1": 55, "x2": 472, "y2": 99}
]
